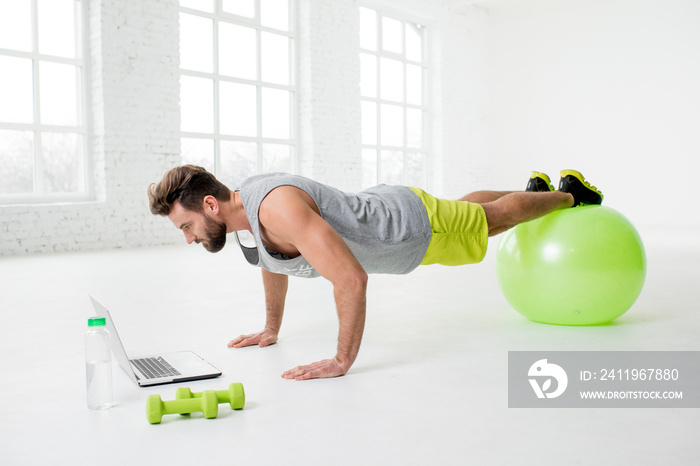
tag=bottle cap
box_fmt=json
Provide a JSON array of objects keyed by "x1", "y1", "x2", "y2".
[{"x1": 88, "y1": 316, "x2": 107, "y2": 327}]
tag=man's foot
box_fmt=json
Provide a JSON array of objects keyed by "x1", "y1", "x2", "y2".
[
  {"x1": 558, "y1": 170, "x2": 603, "y2": 206},
  {"x1": 525, "y1": 171, "x2": 555, "y2": 192}
]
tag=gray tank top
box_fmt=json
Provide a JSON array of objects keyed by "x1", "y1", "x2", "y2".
[{"x1": 234, "y1": 173, "x2": 431, "y2": 278}]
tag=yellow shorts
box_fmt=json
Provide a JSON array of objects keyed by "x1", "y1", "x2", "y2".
[{"x1": 409, "y1": 187, "x2": 489, "y2": 266}]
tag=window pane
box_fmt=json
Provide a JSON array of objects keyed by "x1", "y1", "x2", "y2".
[
  {"x1": 220, "y1": 81, "x2": 257, "y2": 137},
  {"x1": 0, "y1": 0, "x2": 32, "y2": 52},
  {"x1": 180, "y1": 13, "x2": 214, "y2": 73},
  {"x1": 0, "y1": 56, "x2": 33, "y2": 124},
  {"x1": 361, "y1": 11, "x2": 428, "y2": 192},
  {"x1": 360, "y1": 53, "x2": 377, "y2": 98},
  {"x1": 222, "y1": 0, "x2": 254, "y2": 18},
  {"x1": 181, "y1": 0, "x2": 215, "y2": 12},
  {"x1": 180, "y1": 0, "x2": 295, "y2": 184},
  {"x1": 380, "y1": 150, "x2": 403, "y2": 185},
  {"x1": 405, "y1": 152, "x2": 426, "y2": 187},
  {"x1": 261, "y1": 88, "x2": 289, "y2": 139},
  {"x1": 405, "y1": 23, "x2": 423, "y2": 62},
  {"x1": 37, "y1": 0, "x2": 78, "y2": 58},
  {"x1": 406, "y1": 108, "x2": 422, "y2": 148},
  {"x1": 406, "y1": 64, "x2": 422, "y2": 105},
  {"x1": 40, "y1": 62, "x2": 80, "y2": 126},
  {"x1": 359, "y1": 7, "x2": 377, "y2": 51},
  {"x1": 380, "y1": 58, "x2": 403, "y2": 102},
  {"x1": 220, "y1": 140, "x2": 257, "y2": 188},
  {"x1": 380, "y1": 104, "x2": 403, "y2": 147},
  {"x1": 382, "y1": 17, "x2": 402, "y2": 54},
  {"x1": 41, "y1": 132, "x2": 82, "y2": 194},
  {"x1": 260, "y1": 0, "x2": 288, "y2": 31},
  {"x1": 362, "y1": 149, "x2": 377, "y2": 188},
  {"x1": 181, "y1": 138, "x2": 215, "y2": 172},
  {"x1": 262, "y1": 143, "x2": 292, "y2": 173},
  {"x1": 361, "y1": 101, "x2": 377, "y2": 145},
  {"x1": 261, "y1": 32, "x2": 289, "y2": 85},
  {"x1": 0, "y1": 130, "x2": 34, "y2": 194},
  {"x1": 180, "y1": 76, "x2": 214, "y2": 133},
  {"x1": 219, "y1": 23, "x2": 256, "y2": 79}
]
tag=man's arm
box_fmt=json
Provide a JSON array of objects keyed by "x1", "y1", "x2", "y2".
[
  {"x1": 228, "y1": 269, "x2": 288, "y2": 348},
  {"x1": 260, "y1": 186, "x2": 368, "y2": 381}
]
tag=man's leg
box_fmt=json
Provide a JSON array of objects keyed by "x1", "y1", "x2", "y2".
[
  {"x1": 457, "y1": 170, "x2": 602, "y2": 236},
  {"x1": 477, "y1": 191, "x2": 574, "y2": 236},
  {"x1": 458, "y1": 191, "x2": 515, "y2": 203},
  {"x1": 457, "y1": 189, "x2": 572, "y2": 235}
]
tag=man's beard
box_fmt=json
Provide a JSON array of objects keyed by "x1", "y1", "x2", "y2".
[{"x1": 202, "y1": 216, "x2": 228, "y2": 253}]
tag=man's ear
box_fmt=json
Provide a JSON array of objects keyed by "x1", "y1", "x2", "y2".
[{"x1": 203, "y1": 195, "x2": 219, "y2": 215}]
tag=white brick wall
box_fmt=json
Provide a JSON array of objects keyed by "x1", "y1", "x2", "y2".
[
  {"x1": 298, "y1": 0, "x2": 363, "y2": 192},
  {"x1": 0, "y1": 0, "x2": 490, "y2": 256}
]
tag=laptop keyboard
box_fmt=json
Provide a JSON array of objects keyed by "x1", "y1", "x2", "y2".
[{"x1": 131, "y1": 356, "x2": 181, "y2": 379}]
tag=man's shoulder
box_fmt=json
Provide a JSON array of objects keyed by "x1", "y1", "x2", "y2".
[
  {"x1": 258, "y1": 185, "x2": 321, "y2": 242},
  {"x1": 260, "y1": 185, "x2": 317, "y2": 219}
]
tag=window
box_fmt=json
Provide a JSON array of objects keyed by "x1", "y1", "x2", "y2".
[
  {"x1": 359, "y1": 6, "x2": 428, "y2": 189},
  {"x1": 0, "y1": 0, "x2": 87, "y2": 202},
  {"x1": 179, "y1": 0, "x2": 296, "y2": 189}
]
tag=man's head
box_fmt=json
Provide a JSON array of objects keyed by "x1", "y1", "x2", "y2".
[
  {"x1": 148, "y1": 165, "x2": 231, "y2": 216},
  {"x1": 149, "y1": 165, "x2": 232, "y2": 253}
]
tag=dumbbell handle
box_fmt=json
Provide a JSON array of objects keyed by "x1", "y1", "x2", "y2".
[
  {"x1": 162, "y1": 396, "x2": 208, "y2": 415},
  {"x1": 195, "y1": 389, "x2": 229, "y2": 400},
  {"x1": 176, "y1": 383, "x2": 245, "y2": 410}
]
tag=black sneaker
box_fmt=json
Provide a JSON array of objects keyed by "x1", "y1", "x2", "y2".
[
  {"x1": 558, "y1": 170, "x2": 603, "y2": 206},
  {"x1": 525, "y1": 171, "x2": 555, "y2": 192}
]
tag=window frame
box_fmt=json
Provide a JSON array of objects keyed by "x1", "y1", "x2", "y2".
[
  {"x1": 0, "y1": 0, "x2": 90, "y2": 205},
  {"x1": 359, "y1": 4, "x2": 430, "y2": 189},
  {"x1": 179, "y1": 0, "x2": 298, "y2": 188}
]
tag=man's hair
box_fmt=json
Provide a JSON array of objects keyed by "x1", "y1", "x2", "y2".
[{"x1": 148, "y1": 165, "x2": 231, "y2": 216}]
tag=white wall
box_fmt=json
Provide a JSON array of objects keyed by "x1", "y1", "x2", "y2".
[
  {"x1": 429, "y1": 3, "x2": 491, "y2": 198},
  {"x1": 1, "y1": 0, "x2": 490, "y2": 256},
  {"x1": 489, "y1": 0, "x2": 700, "y2": 229},
  {"x1": 1, "y1": 0, "x2": 182, "y2": 255},
  {"x1": 296, "y1": 0, "x2": 362, "y2": 193}
]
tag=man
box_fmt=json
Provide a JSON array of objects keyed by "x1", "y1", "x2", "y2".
[{"x1": 148, "y1": 167, "x2": 602, "y2": 380}]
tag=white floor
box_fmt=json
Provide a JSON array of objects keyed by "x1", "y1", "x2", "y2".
[{"x1": 1, "y1": 226, "x2": 698, "y2": 465}]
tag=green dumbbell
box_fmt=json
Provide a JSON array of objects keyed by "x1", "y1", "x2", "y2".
[
  {"x1": 176, "y1": 383, "x2": 245, "y2": 410},
  {"x1": 146, "y1": 390, "x2": 218, "y2": 424}
]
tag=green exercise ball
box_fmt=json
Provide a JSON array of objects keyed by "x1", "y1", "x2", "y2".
[{"x1": 496, "y1": 205, "x2": 646, "y2": 325}]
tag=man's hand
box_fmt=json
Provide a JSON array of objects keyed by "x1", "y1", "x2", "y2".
[
  {"x1": 229, "y1": 271, "x2": 285, "y2": 350},
  {"x1": 281, "y1": 356, "x2": 349, "y2": 381},
  {"x1": 228, "y1": 328, "x2": 278, "y2": 348}
]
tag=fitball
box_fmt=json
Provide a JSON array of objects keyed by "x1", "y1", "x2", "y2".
[{"x1": 496, "y1": 205, "x2": 646, "y2": 325}]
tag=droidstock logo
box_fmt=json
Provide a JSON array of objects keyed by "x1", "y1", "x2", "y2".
[{"x1": 528, "y1": 359, "x2": 568, "y2": 399}]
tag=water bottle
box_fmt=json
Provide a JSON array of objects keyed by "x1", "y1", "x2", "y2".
[{"x1": 86, "y1": 316, "x2": 113, "y2": 410}]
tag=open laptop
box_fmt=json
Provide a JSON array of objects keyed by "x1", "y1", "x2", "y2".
[{"x1": 89, "y1": 296, "x2": 222, "y2": 386}]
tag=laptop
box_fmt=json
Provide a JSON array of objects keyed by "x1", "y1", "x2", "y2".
[{"x1": 89, "y1": 296, "x2": 222, "y2": 386}]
